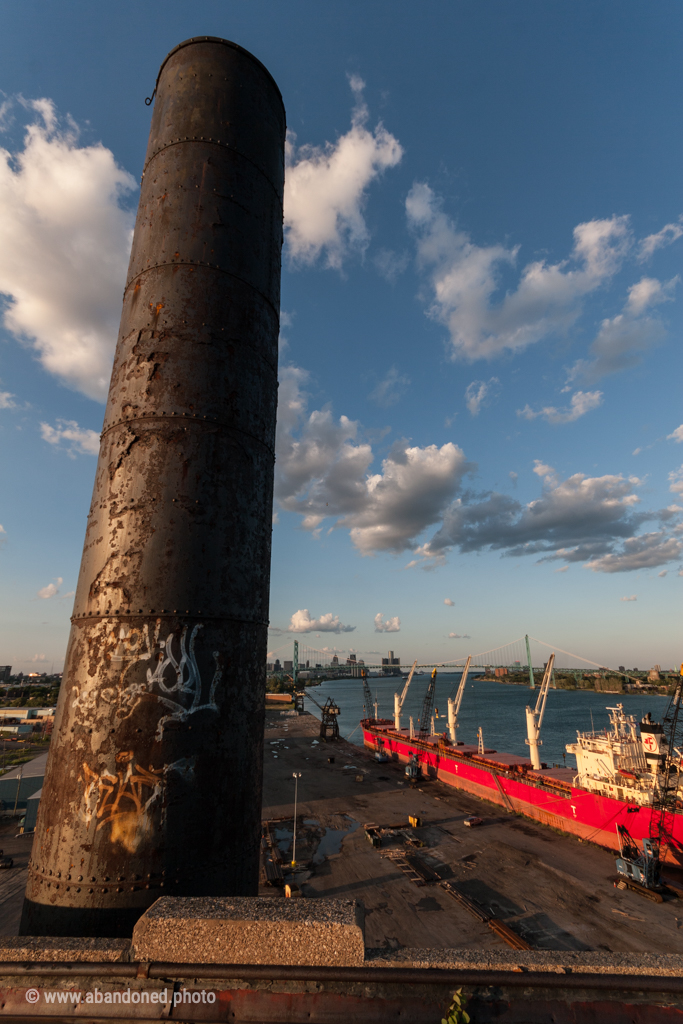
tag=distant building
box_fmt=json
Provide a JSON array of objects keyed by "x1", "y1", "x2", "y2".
[
  {"x1": 346, "y1": 654, "x2": 357, "y2": 665},
  {"x1": 648, "y1": 665, "x2": 661, "y2": 682},
  {"x1": 381, "y1": 650, "x2": 401, "y2": 675},
  {"x1": 331, "y1": 655, "x2": 339, "y2": 666},
  {"x1": 283, "y1": 661, "x2": 293, "y2": 673},
  {"x1": 273, "y1": 659, "x2": 282, "y2": 673},
  {"x1": 494, "y1": 667, "x2": 508, "y2": 678},
  {"x1": 0, "y1": 667, "x2": 11, "y2": 682}
]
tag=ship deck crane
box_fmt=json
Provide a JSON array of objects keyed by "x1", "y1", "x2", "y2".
[
  {"x1": 360, "y1": 669, "x2": 374, "y2": 721},
  {"x1": 417, "y1": 669, "x2": 438, "y2": 742},
  {"x1": 393, "y1": 661, "x2": 417, "y2": 731},
  {"x1": 447, "y1": 656, "x2": 472, "y2": 743},
  {"x1": 525, "y1": 653, "x2": 555, "y2": 770}
]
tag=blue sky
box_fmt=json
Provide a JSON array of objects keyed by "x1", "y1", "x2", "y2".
[{"x1": 0, "y1": 1, "x2": 681, "y2": 673}]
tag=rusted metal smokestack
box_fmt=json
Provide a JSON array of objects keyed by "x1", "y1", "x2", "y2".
[{"x1": 21, "y1": 37, "x2": 284, "y2": 937}]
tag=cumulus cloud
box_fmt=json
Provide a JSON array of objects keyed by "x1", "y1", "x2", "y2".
[
  {"x1": 275, "y1": 365, "x2": 681, "y2": 574},
  {"x1": 40, "y1": 418, "x2": 100, "y2": 456},
  {"x1": 413, "y1": 460, "x2": 682, "y2": 573},
  {"x1": 658, "y1": 570, "x2": 667, "y2": 578},
  {"x1": 444, "y1": 598, "x2": 454, "y2": 606},
  {"x1": 284, "y1": 77, "x2": 403, "y2": 269},
  {"x1": 275, "y1": 365, "x2": 474, "y2": 555},
  {"x1": 585, "y1": 533, "x2": 681, "y2": 573},
  {"x1": 406, "y1": 182, "x2": 631, "y2": 361},
  {"x1": 465, "y1": 377, "x2": 500, "y2": 416},
  {"x1": 517, "y1": 390, "x2": 603, "y2": 425},
  {"x1": 638, "y1": 218, "x2": 683, "y2": 261},
  {"x1": 621, "y1": 595, "x2": 637, "y2": 602},
  {"x1": 369, "y1": 367, "x2": 411, "y2": 407},
  {"x1": 374, "y1": 612, "x2": 401, "y2": 633},
  {"x1": 568, "y1": 277, "x2": 677, "y2": 383},
  {"x1": 38, "y1": 577, "x2": 62, "y2": 599},
  {"x1": 287, "y1": 609, "x2": 355, "y2": 634},
  {"x1": 448, "y1": 633, "x2": 471, "y2": 639},
  {"x1": 0, "y1": 388, "x2": 16, "y2": 409},
  {"x1": 0, "y1": 98, "x2": 136, "y2": 400},
  {"x1": 668, "y1": 425, "x2": 683, "y2": 443}
]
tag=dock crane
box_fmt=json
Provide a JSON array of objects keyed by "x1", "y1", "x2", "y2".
[
  {"x1": 393, "y1": 661, "x2": 418, "y2": 731},
  {"x1": 446, "y1": 656, "x2": 472, "y2": 743},
  {"x1": 304, "y1": 690, "x2": 340, "y2": 741},
  {"x1": 524, "y1": 653, "x2": 555, "y2": 770}
]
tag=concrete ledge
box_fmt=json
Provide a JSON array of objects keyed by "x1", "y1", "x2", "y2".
[
  {"x1": 367, "y1": 948, "x2": 683, "y2": 977},
  {"x1": 0, "y1": 937, "x2": 130, "y2": 961},
  {"x1": 131, "y1": 897, "x2": 365, "y2": 966}
]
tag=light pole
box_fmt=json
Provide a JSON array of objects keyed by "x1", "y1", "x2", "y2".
[{"x1": 291, "y1": 772, "x2": 302, "y2": 868}]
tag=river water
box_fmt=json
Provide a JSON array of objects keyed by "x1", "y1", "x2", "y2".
[{"x1": 311, "y1": 675, "x2": 671, "y2": 769}]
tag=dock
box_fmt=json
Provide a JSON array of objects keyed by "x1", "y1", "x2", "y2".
[{"x1": 262, "y1": 709, "x2": 683, "y2": 953}]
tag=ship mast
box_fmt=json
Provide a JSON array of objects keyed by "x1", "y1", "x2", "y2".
[
  {"x1": 525, "y1": 653, "x2": 555, "y2": 770},
  {"x1": 447, "y1": 656, "x2": 472, "y2": 742}
]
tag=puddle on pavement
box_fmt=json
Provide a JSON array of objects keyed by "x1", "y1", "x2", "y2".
[{"x1": 312, "y1": 817, "x2": 361, "y2": 865}]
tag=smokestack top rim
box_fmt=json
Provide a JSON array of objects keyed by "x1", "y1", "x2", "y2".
[{"x1": 152, "y1": 36, "x2": 284, "y2": 113}]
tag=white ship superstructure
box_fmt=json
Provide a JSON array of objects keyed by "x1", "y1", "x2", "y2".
[{"x1": 566, "y1": 705, "x2": 673, "y2": 807}]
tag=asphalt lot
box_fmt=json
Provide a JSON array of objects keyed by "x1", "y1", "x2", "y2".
[{"x1": 262, "y1": 708, "x2": 683, "y2": 953}]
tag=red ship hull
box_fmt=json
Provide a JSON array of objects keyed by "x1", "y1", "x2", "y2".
[{"x1": 362, "y1": 722, "x2": 683, "y2": 866}]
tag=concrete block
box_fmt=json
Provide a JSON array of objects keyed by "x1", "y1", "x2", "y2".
[{"x1": 132, "y1": 896, "x2": 365, "y2": 966}]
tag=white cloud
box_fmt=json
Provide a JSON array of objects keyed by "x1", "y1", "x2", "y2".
[
  {"x1": 369, "y1": 367, "x2": 410, "y2": 407},
  {"x1": 638, "y1": 218, "x2": 683, "y2": 261},
  {"x1": 40, "y1": 418, "x2": 100, "y2": 456},
  {"x1": 275, "y1": 364, "x2": 681, "y2": 574},
  {"x1": 0, "y1": 388, "x2": 16, "y2": 409},
  {"x1": 448, "y1": 633, "x2": 470, "y2": 639},
  {"x1": 669, "y1": 466, "x2": 683, "y2": 497},
  {"x1": 38, "y1": 577, "x2": 62, "y2": 599},
  {"x1": 406, "y1": 182, "x2": 631, "y2": 361},
  {"x1": 465, "y1": 377, "x2": 500, "y2": 416},
  {"x1": 667, "y1": 425, "x2": 683, "y2": 443},
  {"x1": 554, "y1": 565, "x2": 569, "y2": 573},
  {"x1": 0, "y1": 98, "x2": 136, "y2": 400},
  {"x1": 444, "y1": 598, "x2": 454, "y2": 606},
  {"x1": 275, "y1": 365, "x2": 473, "y2": 555},
  {"x1": 517, "y1": 389, "x2": 603, "y2": 425},
  {"x1": 374, "y1": 248, "x2": 409, "y2": 282},
  {"x1": 284, "y1": 78, "x2": 403, "y2": 269},
  {"x1": 509, "y1": 471, "x2": 518, "y2": 487},
  {"x1": 568, "y1": 277, "x2": 677, "y2": 383},
  {"x1": 287, "y1": 609, "x2": 355, "y2": 634},
  {"x1": 658, "y1": 571, "x2": 667, "y2": 578},
  {"x1": 585, "y1": 533, "x2": 681, "y2": 573},
  {"x1": 29, "y1": 653, "x2": 47, "y2": 663},
  {"x1": 415, "y1": 462, "x2": 681, "y2": 573},
  {"x1": 374, "y1": 612, "x2": 401, "y2": 633},
  {"x1": 621, "y1": 595, "x2": 637, "y2": 602}
]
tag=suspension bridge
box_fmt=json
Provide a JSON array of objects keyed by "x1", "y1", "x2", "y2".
[{"x1": 266, "y1": 634, "x2": 668, "y2": 687}]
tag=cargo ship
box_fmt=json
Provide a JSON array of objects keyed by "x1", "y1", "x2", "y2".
[{"x1": 361, "y1": 657, "x2": 683, "y2": 865}]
